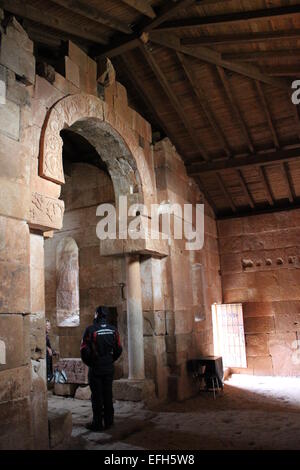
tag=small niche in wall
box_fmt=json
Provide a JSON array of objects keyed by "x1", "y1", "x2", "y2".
[
  {"x1": 56, "y1": 237, "x2": 80, "y2": 327},
  {"x1": 0, "y1": 339, "x2": 6, "y2": 364}
]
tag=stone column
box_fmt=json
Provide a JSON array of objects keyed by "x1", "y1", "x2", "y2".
[{"x1": 126, "y1": 255, "x2": 145, "y2": 380}]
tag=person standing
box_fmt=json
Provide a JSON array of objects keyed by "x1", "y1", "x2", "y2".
[
  {"x1": 80, "y1": 306, "x2": 122, "y2": 432},
  {"x1": 46, "y1": 319, "x2": 56, "y2": 382}
]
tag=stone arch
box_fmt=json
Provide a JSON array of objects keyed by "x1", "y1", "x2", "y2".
[
  {"x1": 56, "y1": 237, "x2": 80, "y2": 327},
  {"x1": 39, "y1": 93, "x2": 155, "y2": 206}
]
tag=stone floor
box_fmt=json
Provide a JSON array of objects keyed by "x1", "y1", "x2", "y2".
[{"x1": 48, "y1": 374, "x2": 300, "y2": 450}]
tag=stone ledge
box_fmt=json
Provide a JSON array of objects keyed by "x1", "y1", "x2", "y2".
[{"x1": 113, "y1": 378, "x2": 156, "y2": 405}]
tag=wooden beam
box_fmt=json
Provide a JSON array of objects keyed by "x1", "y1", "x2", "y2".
[
  {"x1": 118, "y1": 53, "x2": 189, "y2": 159},
  {"x1": 217, "y1": 66, "x2": 254, "y2": 154},
  {"x1": 96, "y1": 1, "x2": 197, "y2": 59},
  {"x1": 143, "y1": 0, "x2": 195, "y2": 32},
  {"x1": 23, "y1": 18, "x2": 92, "y2": 48},
  {"x1": 96, "y1": 38, "x2": 140, "y2": 60},
  {"x1": 140, "y1": 43, "x2": 209, "y2": 160},
  {"x1": 258, "y1": 166, "x2": 274, "y2": 206},
  {"x1": 264, "y1": 66, "x2": 300, "y2": 77},
  {"x1": 176, "y1": 52, "x2": 231, "y2": 157},
  {"x1": 216, "y1": 173, "x2": 236, "y2": 212},
  {"x1": 181, "y1": 29, "x2": 300, "y2": 46},
  {"x1": 255, "y1": 81, "x2": 280, "y2": 148},
  {"x1": 148, "y1": 32, "x2": 290, "y2": 90},
  {"x1": 187, "y1": 147, "x2": 300, "y2": 175},
  {"x1": 223, "y1": 49, "x2": 300, "y2": 62},
  {"x1": 155, "y1": 5, "x2": 300, "y2": 32},
  {"x1": 237, "y1": 170, "x2": 255, "y2": 209},
  {"x1": 217, "y1": 201, "x2": 300, "y2": 220},
  {"x1": 51, "y1": 0, "x2": 132, "y2": 34},
  {"x1": 196, "y1": 175, "x2": 218, "y2": 213},
  {"x1": 0, "y1": 0, "x2": 108, "y2": 44},
  {"x1": 121, "y1": 0, "x2": 156, "y2": 19},
  {"x1": 281, "y1": 162, "x2": 294, "y2": 203}
]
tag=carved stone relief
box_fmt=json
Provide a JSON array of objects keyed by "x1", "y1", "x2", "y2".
[
  {"x1": 40, "y1": 94, "x2": 104, "y2": 184},
  {"x1": 56, "y1": 237, "x2": 79, "y2": 327},
  {"x1": 28, "y1": 192, "x2": 64, "y2": 230}
]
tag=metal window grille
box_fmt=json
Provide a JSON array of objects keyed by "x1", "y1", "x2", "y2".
[{"x1": 212, "y1": 303, "x2": 247, "y2": 368}]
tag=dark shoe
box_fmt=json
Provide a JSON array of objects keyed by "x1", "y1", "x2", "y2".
[{"x1": 85, "y1": 422, "x2": 103, "y2": 432}]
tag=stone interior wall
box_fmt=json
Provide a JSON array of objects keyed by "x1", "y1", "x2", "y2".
[
  {"x1": 153, "y1": 139, "x2": 222, "y2": 400},
  {"x1": 218, "y1": 210, "x2": 300, "y2": 376},
  {"x1": 0, "y1": 8, "x2": 159, "y2": 449},
  {"x1": 0, "y1": 14, "x2": 52, "y2": 450},
  {"x1": 45, "y1": 162, "x2": 127, "y2": 379}
]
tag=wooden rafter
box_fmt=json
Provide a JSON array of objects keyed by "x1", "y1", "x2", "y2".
[
  {"x1": 155, "y1": 5, "x2": 300, "y2": 32},
  {"x1": 176, "y1": 52, "x2": 231, "y2": 157},
  {"x1": 216, "y1": 173, "x2": 236, "y2": 212},
  {"x1": 24, "y1": 19, "x2": 90, "y2": 48},
  {"x1": 145, "y1": 0, "x2": 236, "y2": 33},
  {"x1": 217, "y1": 66, "x2": 254, "y2": 154},
  {"x1": 264, "y1": 66, "x2": 300, "y2": 77},
  {"x1": 181, "y1": 29, "x2": 300, "y2": 46},
  {"x1": 121, "y1": 0, "x2": 156, "y2": 19},
  {"x1": 281, "y1": 163, "x2": 294, "y2": 203},
  {"x1": 97, "y1": 38, "x2": 140, "y2": 59},
  {"x1": 223, "y1": 50, "x2": 300, "y2": 62},
  {"x1": 258, "y1": 166, "x2": 274, "y2": 206},
  {"x1": 51, "y1": 0, "x2": 132, "y2": 34},
  {"x1": 143, "y1": 0, "x2": 195, "y2": 32},
  {"x1": 196, "y1": 175, "x2": 218, "y2": 213},
  {"x1": 148, "y1": 32, "x2": 289, "y2": 90},
  {"x1": 95, "y1": 0, "x2": 228, "y2": 59},
  {"x1": 117, "y1": 53, "x2": 189, "y2": 159},
  {"x1": 187, "y1": 147, "x2": 300, "y2": 175},
  {"x1": 139, "y1": 43, "x2": 209, "y2": 161},
  {"x1": 237, "y1": 170, "x2": 255, "y2": 209},
  {"x1": 96, "y1": 0, "x2": 197, "y2": 59},
  {"x1": 255, "y1": 81, "x2": 279, "y2": 149},
  {"x1": 0, "y1": 0, "x2": 108, "y2": 44}
]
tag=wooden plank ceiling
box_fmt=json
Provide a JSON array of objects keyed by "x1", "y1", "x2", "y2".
[{"x1": 2, "y1": 0, "x2": 300, "y2": 218}]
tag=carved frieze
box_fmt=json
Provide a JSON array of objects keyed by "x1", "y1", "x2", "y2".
[{"x1": 28, "y1": 192, "x2": 64, "y2": 231}]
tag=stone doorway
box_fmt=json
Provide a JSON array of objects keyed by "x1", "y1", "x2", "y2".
[{"x1": 44, "y1": 125, "x2": 128, "y2": 395}]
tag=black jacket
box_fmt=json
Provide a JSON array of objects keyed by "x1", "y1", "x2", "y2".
[{"x1": 80, "y1": 319, "x2": 122, "y2": 375}]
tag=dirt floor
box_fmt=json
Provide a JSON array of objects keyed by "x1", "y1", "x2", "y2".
[{"x1": 48, "y1": 374, "x2": 300, "y2": 450}]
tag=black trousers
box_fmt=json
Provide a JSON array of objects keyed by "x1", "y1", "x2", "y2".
[
  {"x1": 46, "y1": 351, "x2": 53, "y2": 380},
  {"x1": 89, "y1": 371, "x2": 114, "y2": 427}
]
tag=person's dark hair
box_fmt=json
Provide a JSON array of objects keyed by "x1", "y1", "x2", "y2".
[{"x1": 94, "y1": 306, "x2": 109, "y2": 322}]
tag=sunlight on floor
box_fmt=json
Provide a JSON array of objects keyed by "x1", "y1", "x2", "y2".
[{"x1": 226, "y1": 374, "x2": 300, "y2": 408}]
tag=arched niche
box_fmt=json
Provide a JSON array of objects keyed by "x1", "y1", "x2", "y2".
[
  {"x1": 56, "y1": 237, "x2": 80, "y2": 327},
  {"x1": 39, "y1": 93, "x2": 155, "y2": 206}
]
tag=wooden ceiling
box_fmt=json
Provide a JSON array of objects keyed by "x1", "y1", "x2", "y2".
[{"x1": 2, "y1": 0, "x2": 300, "y2": 218}]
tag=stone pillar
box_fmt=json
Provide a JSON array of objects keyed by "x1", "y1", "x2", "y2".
[{"x1": 126, "y1": 255, "x2": 145, "y2": 380}]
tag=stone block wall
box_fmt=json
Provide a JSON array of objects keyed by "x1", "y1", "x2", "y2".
[
  {"x1": 0, "y1": 13, "x2": 49, "y2": 450},
  {"x1": 0, "y1": 8, "x2": 160, "y2": 450},
  {"x1": 153, "y1": 139, "x2": 222, "y2": 400},
  {"x1": 218, "y1": 210, "x2": 300, "y2": 376}
]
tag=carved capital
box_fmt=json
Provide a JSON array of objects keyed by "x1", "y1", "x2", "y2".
[{"x1": 28, "y1": 192, "x2": 65, "y2": 231}]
